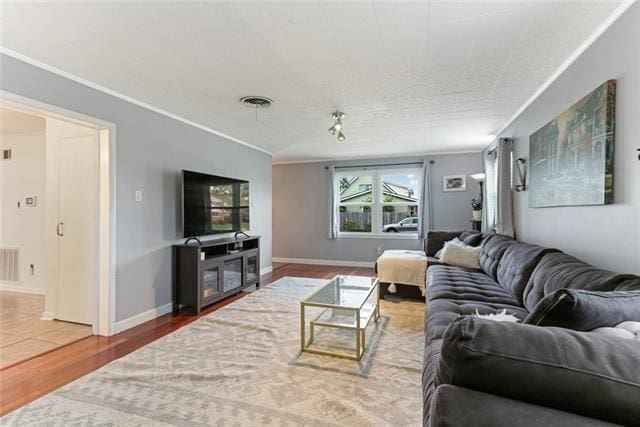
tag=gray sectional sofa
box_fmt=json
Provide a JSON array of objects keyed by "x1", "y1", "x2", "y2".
[{"x1": 422, "y1": 231, "x2": 640, "y2": 426}]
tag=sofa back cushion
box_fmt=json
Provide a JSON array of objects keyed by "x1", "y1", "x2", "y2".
[
  {"x1": 496, "y1": 242, "x2": 558, "y2": 304},
  {"x1": 522, "y1": 252, "x2": 640, "y2": 312},
  {"x1": 424, "y1": 231, "x2": 464, "y2": 257},
  {"x1": 479, "y1": 234, "x2": 513, "y2": 280}
]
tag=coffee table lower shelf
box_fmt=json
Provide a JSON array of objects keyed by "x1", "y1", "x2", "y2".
[{"x1": 300, "y1": 303, "x2": 380, "y2": 361}]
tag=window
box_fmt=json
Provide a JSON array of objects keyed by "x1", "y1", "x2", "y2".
[
  {"x1": 335, "y1": 168, "x2": 421, "y2": 236},
  {"x1": 337, "y1": 174, "x2": 373, "y2": 233}
]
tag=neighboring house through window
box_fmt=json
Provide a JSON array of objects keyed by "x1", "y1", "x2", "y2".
[{"x1": 335, "y1": 168, "x2": 421, "y2": 236}]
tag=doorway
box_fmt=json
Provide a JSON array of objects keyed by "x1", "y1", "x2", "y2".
[{"x1": 0, "y1": 97, "x2": 115, "y2": 367}]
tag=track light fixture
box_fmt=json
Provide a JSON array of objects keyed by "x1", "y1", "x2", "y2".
[{"x1": 328, "y1": 111, "x2": 346, "y2": 142}]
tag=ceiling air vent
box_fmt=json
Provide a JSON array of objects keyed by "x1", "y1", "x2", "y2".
[{"x1": 239, "y1": 96, "x2": 273, "y2": 109}]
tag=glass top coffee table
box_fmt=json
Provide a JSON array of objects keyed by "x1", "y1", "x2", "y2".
[{"x1": 300, "y1": 275, "x2": 380, "y2": 360}]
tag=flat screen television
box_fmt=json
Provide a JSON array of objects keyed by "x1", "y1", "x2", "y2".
[{"x1": 182, "y1": 170, "x2": 250, "y2": 237}]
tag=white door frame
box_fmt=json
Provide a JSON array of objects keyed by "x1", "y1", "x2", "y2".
[{"x1": 1, "y1": 90, "x2": 117, "y2": 336}]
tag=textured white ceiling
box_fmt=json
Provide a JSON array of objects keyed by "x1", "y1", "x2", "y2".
[
  {"x1": 0, "y1": 1, "x2": 622, "y2": 162},
  {"x1": 0, "y1": 107, "x2": 45, "y2": 135}
]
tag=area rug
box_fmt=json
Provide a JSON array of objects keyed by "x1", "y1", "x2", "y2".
[{"x1": 2, "y1": 277, "x2": 425, "y2": 426}]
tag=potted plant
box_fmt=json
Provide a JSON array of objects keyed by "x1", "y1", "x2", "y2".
[{"x1": 471, "y1": 198, "x2": 482, "y2": 221}]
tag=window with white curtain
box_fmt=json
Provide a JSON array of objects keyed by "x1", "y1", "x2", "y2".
[{"x1": 335, "y1": 168, "x2": 421, "y2": 237}]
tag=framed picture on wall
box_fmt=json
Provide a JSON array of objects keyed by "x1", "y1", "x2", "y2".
[
  {"x1": 529, "y1": 79, "x2": 616, "y2": 207},
  {"x1": 443, "y1": 175, "x2": 466, "y2": 192}
]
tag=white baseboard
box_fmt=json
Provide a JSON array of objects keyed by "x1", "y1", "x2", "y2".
[
  {"x1": 113, "y1": 302, "x2": 173, "y2": 334},
  {"x1": 272, "y1": 257, "x2": 374, "y2": 268},
  {"x1": 40, "y1": 311, "x2": 55, "y2": 320},
  {"x1": 260, "y1": 265, "x2": 273, "y2": 275},
  {"x1": 112, "y1": 266, "x2": 273, "y2": 335},
  {"x1": 0, "y1": 282, "x2": 46, "y2": 295}
]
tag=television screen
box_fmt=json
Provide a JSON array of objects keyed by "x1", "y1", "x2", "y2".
[{"x1": 182, "y1": 170, "x2": 250, "y2": 237}]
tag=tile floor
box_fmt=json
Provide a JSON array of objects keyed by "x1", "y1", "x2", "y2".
[{"x1": 0, "y1": 291, "x2": 92, "y2": 368}]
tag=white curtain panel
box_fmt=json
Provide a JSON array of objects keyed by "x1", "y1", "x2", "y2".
[
  {"x1": 418, "y1": 160, "x2": 432, "y2": 239},
  {"x1": 327, "y1": 165, "x2": 339, "y2": 239},
  {"x1": 495, "y1": 138, "x2": 515, "y2": 237},
  {"x1": 482, "y1": 150, "x2": 497, "y2": 233}
]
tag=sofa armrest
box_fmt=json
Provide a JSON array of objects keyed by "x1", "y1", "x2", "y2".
[
  {"x1": 429, "y1": 385, "x2": 616, "y2": 427},
  {"x1": 425, "y1": 231, "x2": 464, "y2": 257},
  {"x1": 436, "y1": 317, "x2": 640, "y2": 426}
]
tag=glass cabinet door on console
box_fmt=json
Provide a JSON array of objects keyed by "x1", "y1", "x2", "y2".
[
  {"x1": 202, "y1": 262, "x2": 221, "y2": 302},
  {"x1": 245, "y1": 252, "x2": 259, "y2": 284},
  {"x1": 223, "y1": 258, "x2": 243, "y2": 293}
]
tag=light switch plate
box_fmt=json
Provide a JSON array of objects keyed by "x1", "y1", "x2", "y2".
[
  {"x1": 135, "y1": 190, "x2": 143, "y2": 202},
  {"x1": 25, "y1": 196, "x2": 37, "y2": 207}
]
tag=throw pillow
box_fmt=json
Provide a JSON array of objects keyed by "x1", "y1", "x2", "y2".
[
  {"x1": 461, "y1": 232, "x2": 483, "y2": 247},
  {"x1": 440, "y1": 240, "x2": 482, "y2": 270},
  {"x1": 523, "y1": 289, "x2": 640, "y2": 331},
  {"x1": 435, "y1": 238, "x2": 465, "y2": 258}
]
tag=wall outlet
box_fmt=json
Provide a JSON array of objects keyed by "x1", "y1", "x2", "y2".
[
  {"x1": 376, "y1": 246, "x2": 383, "y2": 255},
  {"x1": 135, "y1": 190, "x2": 143, "y2": 202}
]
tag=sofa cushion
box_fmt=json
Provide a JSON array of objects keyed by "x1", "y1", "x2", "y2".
[
  {"x1": 436, "y1": 317, "x2": 640, "y2": 426},
  {"x1": 427, "y1": 256, "x2": 443, "y2": 266},
  {"x1": 424, "y1": 230, "x2": 464, "y2": 256},
  {"x1": 522, "y1": 252, "x2": 640, "y2": 311},
  {"x1": 479, "y1": 234, "x2": 513, "y2": 280},
  {"x1": 524, "y1": 289, "x2": 640, "y2": 330},
  {"x1": 426, "y1": 265, "x2": 527, "y2": 343},
  {"x1": 422, "y1": 338, "x2": 442, "y2": 426},
  {"x1": 496, "y1": 242, "x2": 558, "y2": 304},
  {"x1": 425, "y1": 299, "x2": 528, "y2": 345},
  {"x1": 427, "y1": 265, "x2": 522, "y2": 306},
  {"x1": 429, "y1": 385, "x2": 617, "y2": 427}
]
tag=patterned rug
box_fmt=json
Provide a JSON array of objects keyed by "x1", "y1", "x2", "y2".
[{"x1": 2, "y1": 277, "x2": 425, "y2": 426}]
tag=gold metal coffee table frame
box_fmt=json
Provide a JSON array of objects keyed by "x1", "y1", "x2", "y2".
[{"x1": 300, "y1": 276, "x2": 380, "y2": 360}]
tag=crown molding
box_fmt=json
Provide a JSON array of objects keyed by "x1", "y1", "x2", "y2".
[
  {"x1": 0, "y1": 47, "x2": 272, "y2": 156},
  {"x1": 489, "y1": 0, "x2": 636, "y2": 147}
]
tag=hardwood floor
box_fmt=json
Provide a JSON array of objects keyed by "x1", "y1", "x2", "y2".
[{"x1": 0, "y1": 263, "x2": 375, "y2": 416}]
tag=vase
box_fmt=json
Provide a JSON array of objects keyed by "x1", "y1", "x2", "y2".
[{"x1": 472, "y1": 210, "x2": 482, "y2": 221}]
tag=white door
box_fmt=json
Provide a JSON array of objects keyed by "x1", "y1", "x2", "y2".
[{"x1": 57, "y1": 134, "x2": 98, "y2": 325}]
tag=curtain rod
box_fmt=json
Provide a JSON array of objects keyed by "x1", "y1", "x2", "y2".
[
  {"x1": 487, "y1": 137, "x2": 513, "y2": 156},
  {"x1": 331, "y1": 161, "x2": 432, "y2": 170}
]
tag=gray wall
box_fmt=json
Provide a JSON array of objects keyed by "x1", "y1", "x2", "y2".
[
  {"x1": 491, "y1": 3, "x2": 640, "y2": 274},
  {"x1": 273, "y1": 153, "x2": 482, "y2": 263},
  {"x1": 1, "y1": 54, "x2": 273, "y2": 322}
]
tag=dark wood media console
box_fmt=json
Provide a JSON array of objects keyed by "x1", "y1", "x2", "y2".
[{"x1": 173, "y1": 236, "x2": 260, "y2": 314}]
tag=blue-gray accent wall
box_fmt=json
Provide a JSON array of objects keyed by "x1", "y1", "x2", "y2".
[{"x1": 1, "y1": 54, "x2": 273, "y2": 322}]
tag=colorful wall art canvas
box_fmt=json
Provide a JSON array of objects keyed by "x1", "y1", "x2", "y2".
[{"x1": 529, "y1": 80, "x2": 616, "y2": 208}]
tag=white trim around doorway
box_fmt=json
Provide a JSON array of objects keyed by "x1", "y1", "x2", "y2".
[{"x1": 1, "y1": 90, "x2": 117, "y2": 336}]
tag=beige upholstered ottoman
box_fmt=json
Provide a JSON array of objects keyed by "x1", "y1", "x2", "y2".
[{"x1": 376, "y1": 250, "x2": 428, "y2": 296}]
